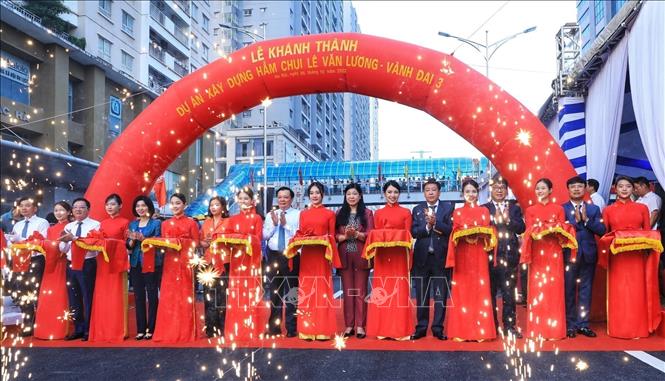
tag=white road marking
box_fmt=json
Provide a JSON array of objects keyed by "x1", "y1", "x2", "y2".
[{"x1": 624, "y1": 351, "x2": 665, "y2": 373}]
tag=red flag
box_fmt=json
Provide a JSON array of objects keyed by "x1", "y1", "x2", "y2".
[
  {"x1": 298, "y1": 167, "x2": 303, "y2": 186},
  {"x1": 152, "y1": 175, "x2": 167, "y2": 207}
]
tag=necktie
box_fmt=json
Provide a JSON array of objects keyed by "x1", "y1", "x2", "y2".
[
  {"x1": 277, "y1": 212, "x2": 286, "y2": 252},
  {"x1": 75, "y1": 221, "x2": 83, "y2": 237},
  {"x1": 428, "y1": 205, "x2": 436, "y2": 253},
  {"x1": 575, "y1": 204, "x2": 582, "y2": 221},
  {"x1": 21, "y1": 220, "x2": 29, "y2": 238}
]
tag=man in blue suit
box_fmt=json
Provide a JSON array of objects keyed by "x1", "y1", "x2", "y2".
[
  {"x1": 483, "y1": 175, "x2": 525, "y2": 339},
  {"x1": 410, "y1": 178, "x2": 454, "y2": 340},
  {"x1": 562, "y1": 176, "x2": 606, "y2": 338}
]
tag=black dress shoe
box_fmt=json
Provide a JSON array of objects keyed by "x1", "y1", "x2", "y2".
[
  {"x1": 577, "y1": 327, "x2": 596, "y2": 338},
  {"x1": 81, "y1": 335, "x2": 89, "y2": 342},
  {"x1": 286, "y1": 331, "x2": 297, "y2": 338},
  {"x1": 343, "y1": 329, "x2": 355, "y2": 338},
  {"x1": 65, "y1": 333, "x2": 84, "y2": 341},
  {"x1": 410, "y1": 331, "x2": 426, "y2": 340},
  {"x1": 433, "y1": 332, "x2": 447, "y2": 341},
  {"x1": 566, "y1": 329, "x2": 577, "y2": 338}
]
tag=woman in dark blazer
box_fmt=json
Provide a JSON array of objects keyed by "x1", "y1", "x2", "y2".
[{"x1": 335, "y1": 183, "x2": 374, "y2": 339}]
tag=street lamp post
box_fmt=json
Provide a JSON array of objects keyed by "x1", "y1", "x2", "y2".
[
  {"x1": 438, "y1": 26, "x2": 537, "y2": 79},
  {"x1": 219, "y1": 23, "x2": 270, "y2": 214},
  {"x1": 438, "y1": 27, "x2": 536, "y2": 180}
]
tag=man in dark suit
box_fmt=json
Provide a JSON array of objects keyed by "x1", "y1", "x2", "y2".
[
  {"x1": 562, "y1": 176, "x2": 606, "y2": 338},
  {"x1": 483, "y1": 175, "x2": 525, "y2": 339},
  {"x1": 410, "y1": 178, "x2": 454, "y2": 340}
]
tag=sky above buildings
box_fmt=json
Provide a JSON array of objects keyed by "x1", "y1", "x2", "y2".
[{"x1": 353, "y1": 1, "x2": 577, "y2": 159}]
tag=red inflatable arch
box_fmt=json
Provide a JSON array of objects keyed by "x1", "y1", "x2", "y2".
[{"x1": 85, "y1": 33, "x2": 576, "y2": 219}]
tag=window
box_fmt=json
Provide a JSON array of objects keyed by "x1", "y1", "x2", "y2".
[
  {"x1": 243, "y1": 8, "x2": 252, "y2": 16},
  {"x1": 242, "y1": 110, "x2": 252, "y2": 117},
  {"x1": 267, "y1": 140, "x2": 273, "y2": 156},
  {"x1": 202, "y1": 15, "x2": 210, "y2": 31},
  {"x1": 236, "y1": 141, "x2": 250, "y2": 157},
  {"x1": 202, "y1": 44, "x2": 209, "y2": 62},
  {"x1": 191, "y1": 34, "x2": 199, "y2": 51},
  {"x1": 0, "y1": 51, "x2": 30, "y2": 105},
  {"x1": 260, "y1": 7, "x2": 267, "y2": 13},
  {"x1": 121, "y1": 50, "x2": 134, "y2": 71},
  {"x1": 68, "y1": 80, "x2": 74, "y2": 118},
  {"x1": 98, "y1": 35, "x2": 112, "y2": 62},
  {"x1": 190, "y1": 64, "x2": 197, "y2": 72},
  {"x1": 98, "y1": 0, "x2": 112, "y2": 18},
  {"x1": 594, "y1": 0, "x2": 603, "y2": 25},
  {"x1": 192, "y1": 3, "x2": 199, "y2": 22},
  {"x1": 121, "y1": 10, "x2": 134, "y2": 35},
  {"x1": 194, "y1": 139, "x2": 201, "y2": 166}
]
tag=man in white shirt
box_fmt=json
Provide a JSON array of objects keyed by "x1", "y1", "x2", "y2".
[
  {"x1": 634, "y1": 177, "x2": 662, "y2": 230},
  {"x1": 8, "y1": 196, "x2": 49, "y2": 336},
  {"x1": 262, "y1": 187, "x2": 300, "y2": 337},
  {"x1": 59, "y1": 198, "x2": 100, "y2": 341},
  {"x1": 586, "y1": 178, "x2": 606, "y2": 211}
]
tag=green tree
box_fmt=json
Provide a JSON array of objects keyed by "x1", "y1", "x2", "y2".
[
  {"x1": 23, "y1": 0, "x2": 73, "y2": 34},
  {"x1": 22, "y1": 0, "x2": 85, "y2": 49}
]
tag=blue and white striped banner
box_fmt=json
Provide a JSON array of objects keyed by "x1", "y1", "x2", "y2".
[{"x1": 557, "y1": 97, "x2": 586, "y2": 179}]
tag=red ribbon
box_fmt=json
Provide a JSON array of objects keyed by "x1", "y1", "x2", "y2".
[
  {"x1": 10, "y1": 231, "x2": 46, "y2": 272},
  {"x1": 71, "y1": 230, "x2": 128, "y2": 272}
]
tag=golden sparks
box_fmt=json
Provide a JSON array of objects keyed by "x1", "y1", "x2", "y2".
[
  {"x1": 516, "y1": 129, "x2": 533, "y2": 146},
  {"x1": 575, "y1": 359, "x2": 589, "y2": 371},
  {"x1": 196, "y1": 266, "x2": 220, "y2": 288},
  {"x1": 332, "y1": 334, "x2": 347, "y2": 351}
]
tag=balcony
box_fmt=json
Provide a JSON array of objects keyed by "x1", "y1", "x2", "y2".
[
  {"x1": 149, "y1": 4, "x2": 189, "y2": 52},
  {"x1": 310, "y1": 136, "x2": 324, "y2": 152},
  {"x1": 172, "y1": 0, "x2": 190, "y2": 15},
  {"x1": 148, "y1": 75, "x2": 168, "y2": 94},
  {"x1": 173, "y1": 60, "x2": 188, "y2": 76},
  {"x1": 149, "y1": 42, "x2": 189, "y2": 80}
]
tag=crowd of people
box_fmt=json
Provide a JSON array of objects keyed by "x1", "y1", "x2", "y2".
[{"x1": 1, "y1": 174, "x2": 663, "y2": 343}]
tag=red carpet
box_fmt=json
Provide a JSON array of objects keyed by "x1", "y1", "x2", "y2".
[{"x1": 8, "y1": 296, "x2": 665, "y2": 352}]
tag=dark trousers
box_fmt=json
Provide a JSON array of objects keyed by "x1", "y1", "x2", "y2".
[
  {"x1": 490, "y1": 261, "x2": 518, "y2": 330},
  {"x1": 339, "y1": 252, "x2": 370, "y2": 328},
  {"x1": 66, "y1": 258, "x2": 97, "y2": 336},
  {"x1": 203, "y1": 263, "x2": 230, "y2": 336},
  {"x1": 412, "y1": 254, "x2": 451, "y2": 335},
  {"x1": 17, "y1": 255, "x2": 45, "y2": 332},
  {"x1": 266, "y1": 249, "x2": 299, "y2": 334},
  {"x1": 130, "y1": 264, "x2": 161, "y2": 335},
  {"x1": 564, "y1": 259, "x2": 596, "y2": 330},
  {"x1": 518, "y1": 267, "x2": 529, "y2": 303}
]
